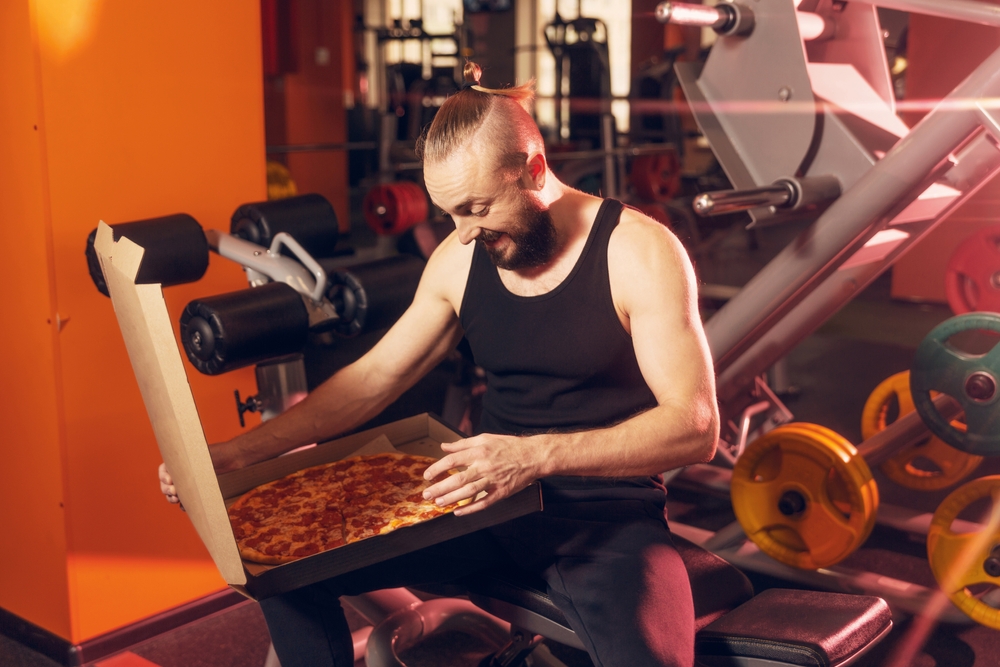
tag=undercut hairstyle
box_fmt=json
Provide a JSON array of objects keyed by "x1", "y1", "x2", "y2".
[{"x1": 417, "y1": 62, "x2": 541, "y2": 176}]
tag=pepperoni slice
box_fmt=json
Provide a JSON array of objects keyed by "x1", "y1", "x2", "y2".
[{"x1": 292, "y1": 543, "x2": 320, "y2": 557}]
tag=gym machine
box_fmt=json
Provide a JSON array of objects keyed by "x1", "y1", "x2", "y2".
[
  {"x1": 94, "y1": 190, "x2": 908, "y2": 667},
  {"x1": 655, "y1": 0, "x2": 1000, "y2": 628},
  {"x1": 94, "y1": 219, "x2": 895, "y2": 667},
  {"x1": 85, "y1": 194, "x2": 428, "y2": 427}
]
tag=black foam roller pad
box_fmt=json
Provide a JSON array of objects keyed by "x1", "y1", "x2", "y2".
[
  {"x1": 230, "y1": 194, "x2": 339, "y2": 258},
  {"x1": 86, "y1": 214, "x2": 209, "y2": 297},
  {"x1": 324, "y1": 254, "x2": 425, "y2": 337},
  {"x1": 180, "y1": 282, "x2": 310, "y2": 375}
]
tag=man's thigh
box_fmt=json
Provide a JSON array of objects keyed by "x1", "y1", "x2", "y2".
[{"x1": 498, "y1": 499, "x2": 695, "y2": 667}]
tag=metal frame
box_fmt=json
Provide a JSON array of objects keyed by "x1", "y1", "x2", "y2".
[{"x1": 667, "y1": 0, "x2": 1000, "y2": 445}]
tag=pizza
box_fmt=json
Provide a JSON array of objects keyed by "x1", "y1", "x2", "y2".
[{"x1": 227, "y1": 452, "x2": 456, "y2": 565}]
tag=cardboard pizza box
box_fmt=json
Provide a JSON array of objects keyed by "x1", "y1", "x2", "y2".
[{"x1": 93, "y1": 222, "x2": 543, "y2": 600}]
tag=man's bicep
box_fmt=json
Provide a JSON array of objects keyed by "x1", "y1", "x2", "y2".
[
  {"x1": 364, "y1": 277, "x2": 464, "y2": 388},
  {"x1": 621, "y1": 228, "x2": 714, "y2": 407}
]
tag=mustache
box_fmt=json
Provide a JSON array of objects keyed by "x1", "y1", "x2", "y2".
[{"x1": 479, "y1": 229, "x2": 504, "y2": 243}]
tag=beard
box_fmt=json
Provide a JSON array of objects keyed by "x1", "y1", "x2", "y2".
[{"x1": 478, "y1": 191, "x2": 557, "y2": 270}]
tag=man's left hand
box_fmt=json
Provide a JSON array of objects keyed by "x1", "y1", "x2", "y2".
[{"x1": 422, "y1": 434, "x2": 541, "y2": 515}]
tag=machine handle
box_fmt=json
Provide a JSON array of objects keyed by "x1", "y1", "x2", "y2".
[
  {"x1": 656, "y1": 1, "x2": 754, "y2": 36},
  {"x1": 269, "y1": 232, "x2": 328, "y2": 303},
  {"x1": 694, "y1": 184, "x2": 794, "y2": 217}
]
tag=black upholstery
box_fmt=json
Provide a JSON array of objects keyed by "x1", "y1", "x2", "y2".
[{"x1": 694, "y1": 588, "x2": 892, "y2": 667}]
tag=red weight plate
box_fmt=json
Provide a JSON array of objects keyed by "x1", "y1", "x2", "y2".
[
  {"x1": 945, "y1": 225, "x2": 1000, "y2": 315},
  {"x1": 630, "y1": 151, "x2": 682, "y2": 202},
  {"x1": 363, "y1": 183, "x2": 429, "y2": 236}
]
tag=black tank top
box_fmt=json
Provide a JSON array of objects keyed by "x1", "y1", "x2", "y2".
[{"x1": 460, "y1": 199, "x2": 662, "y2": 498}]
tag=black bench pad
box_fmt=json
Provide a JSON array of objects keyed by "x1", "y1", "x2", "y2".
[{"x1": 695, "y1": 588, "x2": 892, "y2": 667}]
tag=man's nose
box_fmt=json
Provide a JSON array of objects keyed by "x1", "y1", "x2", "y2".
[{"x1": 455, "y1": 218, "x2": 480, "y2": 245}]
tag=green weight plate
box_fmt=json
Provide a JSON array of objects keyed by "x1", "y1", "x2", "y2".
[{"x1": 911, "y1": 313, "x2": 1000, "y2": 456}]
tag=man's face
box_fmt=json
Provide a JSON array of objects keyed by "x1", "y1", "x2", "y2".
[
  {"x1": 424, "y1": 151, "x2": 557, "y2": 271},
  {"x1": 478, "y1": 186, "x2": 556, "y2": 270}
]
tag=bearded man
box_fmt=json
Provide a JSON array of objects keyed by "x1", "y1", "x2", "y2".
[{"x1": 160, "y1": 62, "x2": 718, "y2": 667}]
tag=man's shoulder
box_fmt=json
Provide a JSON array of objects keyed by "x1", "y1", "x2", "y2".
[{"x1": 610, "y1": 204, "x2": 687, "y2": 270}]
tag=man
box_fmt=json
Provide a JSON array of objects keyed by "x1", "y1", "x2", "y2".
[{"x1": 160, "y1": 63, "x2": 718, "y2": 667}]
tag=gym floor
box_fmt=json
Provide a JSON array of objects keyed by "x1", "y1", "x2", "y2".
[{"x1": 3, "y1": 222, "x2": 998, "y2": 667}]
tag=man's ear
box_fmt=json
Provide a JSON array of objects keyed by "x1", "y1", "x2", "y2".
[{"x1": 522, "y1": 152, "x2": 547, "y2": 190}]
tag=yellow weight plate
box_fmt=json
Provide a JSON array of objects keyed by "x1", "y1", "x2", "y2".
[
  {"x1": 862, "y1": 371, "x2": 982, "y2": 491},
  {"x1": 732, "y1": 423, "x2": 878, "y2": 570},
  {"x1": 927, "y1": 475, "x2": 1000, "y2": 630},
  {"x1": 783, "y1": 422, "x2": 880, "y2": 547},
  {"x1": 861, "y1": 371, "x2": 914, "y2": 440}
]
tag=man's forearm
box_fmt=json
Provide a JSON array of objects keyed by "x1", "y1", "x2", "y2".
[
  {"x1": 212, "y1": 361, "x2": 400, "y2": 470},
  {"x1": 534, "y1": 397, "x2": 719, "y2": 478}
]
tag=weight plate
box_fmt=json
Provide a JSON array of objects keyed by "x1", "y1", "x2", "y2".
[
  {"x1": 731, "y1": 423, "x2": 878, "y2": 570},
  {"x1": 363, "y1": 182, "x2": 429, "y2": 235},
  {"x1": 911, "y1": 313, "x2": 1000, "y2": 456},
  {"x1": 927, "y1": 475, "x2": 1000, "y2": 630},
  {"x1": 861, "y1": 371, "x2": 981, "y2": 491},
  {"x1": 945, "y1": 225, "x2": 1000, "y2": 315}
]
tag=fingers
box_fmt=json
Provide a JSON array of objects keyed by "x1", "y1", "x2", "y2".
[
  {"x1": 158, "y1": 462, "x2": 181, "y2": 505},
  {"x1": 438, "y1": 437, "x2": 481, "y2": 453},
  {"x1": 424, "y1": 470, "x2": 489, "y2": 507},
  {"x1": 423, "y1": 451, "x2": 469, "y2": 481},
  {"x1": 453, "y1": 494, "x2": 497, "y2": 516}
]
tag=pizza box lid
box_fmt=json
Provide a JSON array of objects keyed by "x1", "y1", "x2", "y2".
[{"x1": 93, "y1": 223, "x2": 543, "y2": 600}]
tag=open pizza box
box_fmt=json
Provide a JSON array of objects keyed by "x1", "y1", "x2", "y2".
[{"x1": 93, "y1": 222, "x2": 543, "y2": 600}]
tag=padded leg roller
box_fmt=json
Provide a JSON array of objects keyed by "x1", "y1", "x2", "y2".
[
  {"x1": 86, "y1": 214, "x2": 208, "y2": 296},
  {"x1": 180, "y1": 282, "x2": 309, "y2": 375},
  {"x1": 324, "y1": 255, "x2": 425, "y2": 337},
  {"x1": 694, "y1": 589, "x2": 891, "y2": 667},
  {"x1": 231, "y1": 193, "x2": 340, "y2": 259}
]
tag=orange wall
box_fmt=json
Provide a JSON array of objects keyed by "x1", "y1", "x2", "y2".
[
  {"x1": 891, "y1": 16, "x2": 1000, "y2": 303},
  {"x1": 0, "y1": 0, "x2": 73, "y2": 641},
  {"x1": 3, "y1": 0, "x2": 268, "y2": 642}
]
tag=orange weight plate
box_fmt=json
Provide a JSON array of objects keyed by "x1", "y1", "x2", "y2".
[
  {"x1": 732, "y1": 423, "x2": 878, "y2": 570},
  {"x1": 861, "y1": 371, "x2": 980, "y2": 491},
  {"x1": 927, "y1": 475, "x2": 1000, "y2": 630}
]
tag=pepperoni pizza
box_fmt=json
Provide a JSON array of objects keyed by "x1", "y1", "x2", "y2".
[{"x1": 227, "y1": 452, "x2": 456, "y2": 565}]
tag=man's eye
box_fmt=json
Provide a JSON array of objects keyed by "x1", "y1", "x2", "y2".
[{"x1": 473, "y1": 208, "x2": 490, "y2": 218}]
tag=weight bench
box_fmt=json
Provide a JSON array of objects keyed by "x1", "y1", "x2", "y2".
[{"x1": 379, "y1": 535, "x2": 892, "y2": 667}]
